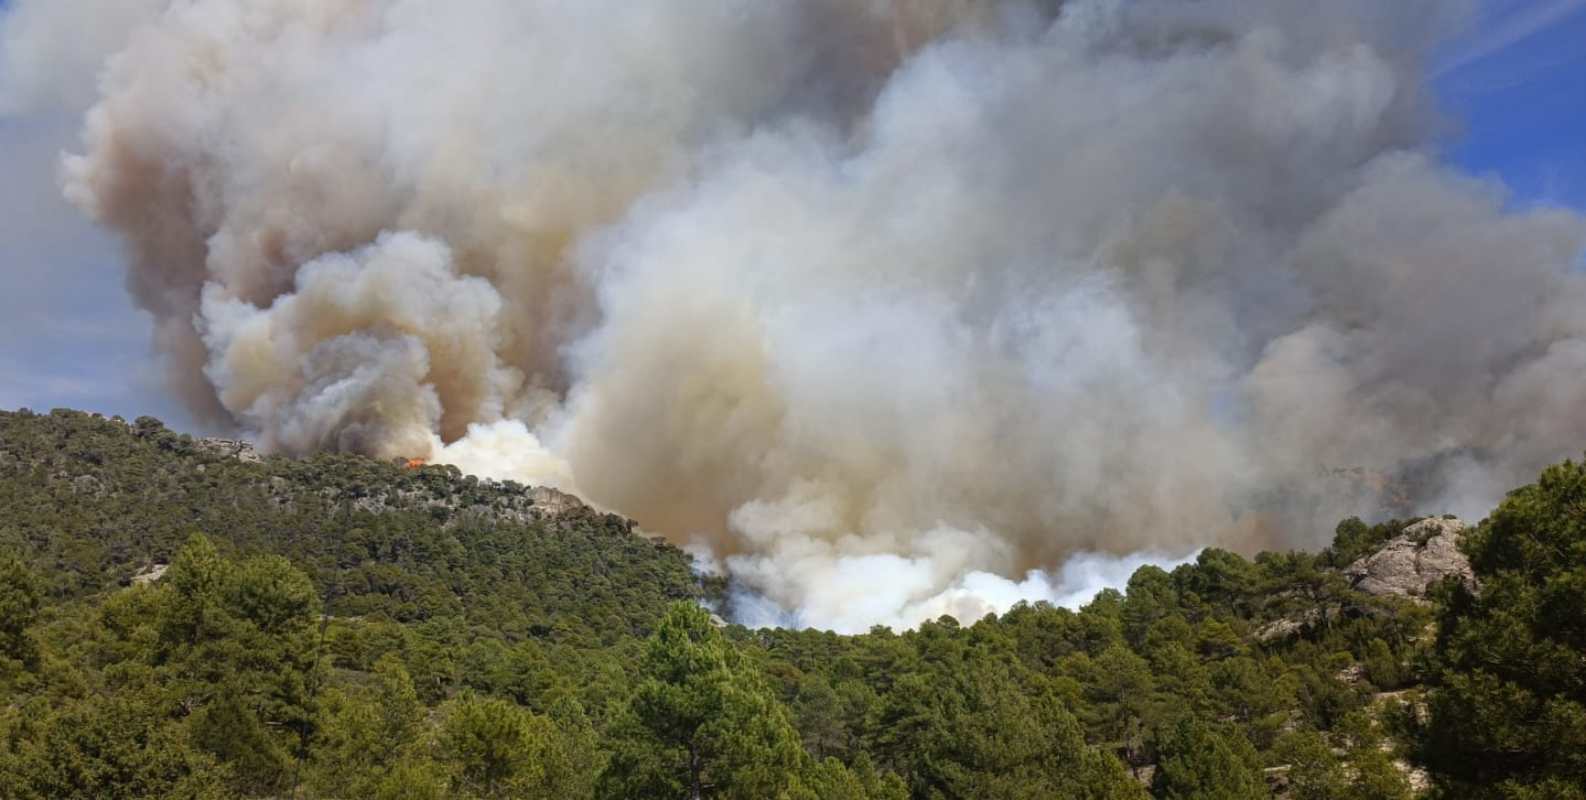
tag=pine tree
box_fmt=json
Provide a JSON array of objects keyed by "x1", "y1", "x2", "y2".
[
  {"x1": 0, "y1": 553, "x2": 42, "y2": 685},
  {"x1": 306, "y1": 654, "x2": 425, "y2": 798},
  {"x1": 437, "y1": 693, "x2": 562, "y2": 799},
  {"x1": 1150, "y1": 718, "x2": 1267, "y2": 800},
  {"x1": 598, "y1": 602, "x2": 807, "y2": 800},
  {"x1": 155, "y1": 535, "x2": 322, "y2": 795},
  {"x1": 1421, "y1": 460, "x2": 1586, "y2": 798}
]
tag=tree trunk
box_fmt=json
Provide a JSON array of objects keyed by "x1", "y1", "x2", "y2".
[{"x1": 690, "y1": 743, "x2": 704, "y2": 800}]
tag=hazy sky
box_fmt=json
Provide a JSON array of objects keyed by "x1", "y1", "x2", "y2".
[{"x1": 0, "y1": 0, "x2": 1582, "y2": 432}]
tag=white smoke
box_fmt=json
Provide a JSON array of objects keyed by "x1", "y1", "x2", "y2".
[
  {"x1": 10, "y1": 0, "x2": 1586, "y2": 630},
  {"x1": 430, "y1": 418, "x2": 575, "y2": 495}
]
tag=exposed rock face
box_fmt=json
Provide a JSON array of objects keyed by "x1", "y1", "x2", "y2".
[
  {"x1": 189, "y1": 433, "x2": 591, "y2": 526},
  {"x1": 131, "y1": 563, "x2": 169, "y2": 585},
  {"x1": 1344, "y1": 518, "x2": 1474, "y2": 599},
  {"x1": 527, "y1": 486, "x2": 584, "y2": 515},
  {"x1": 335, "y1": 479, "x2": 587, "y2": 525},
  {"x1": 198, "y1": 437, "x2": 262, "y2": 463},
  {"x1": 1255, "y1": 609, "x2": 1321, "y2": 642}
]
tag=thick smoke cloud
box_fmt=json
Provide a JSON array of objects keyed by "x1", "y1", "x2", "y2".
[
  {"x1": 16, "y1": 0, "x2": 1586, "y2": 631},
  {"x1": 198, "y1": 231, "x2": 520, "y2": 458}
]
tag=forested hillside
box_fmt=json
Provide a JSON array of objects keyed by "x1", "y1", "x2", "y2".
[
  {"x1": 0, "y1": 409, "x2": 705, "y2": 640},
  {"x1": 1, "y1": 409, "x2": 1582, "y2": 799}
]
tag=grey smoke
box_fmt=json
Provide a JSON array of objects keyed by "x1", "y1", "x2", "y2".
[{"x1": 8, "y1": 0, "x2": 1586, "y2": 630}]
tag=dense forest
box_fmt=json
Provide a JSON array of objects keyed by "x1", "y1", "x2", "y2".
[{"x1": 0, "y1": 408, "x2": 1582, "y2": 799}]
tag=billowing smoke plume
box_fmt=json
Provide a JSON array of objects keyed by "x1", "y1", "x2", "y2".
[{"x1": 14, "y1": 0, "x2": 1586, "y2": 630}]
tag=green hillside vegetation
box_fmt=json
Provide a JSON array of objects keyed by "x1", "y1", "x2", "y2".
[{"x1": 0, "y1": 408, "x2": 1582, "y2": 798}]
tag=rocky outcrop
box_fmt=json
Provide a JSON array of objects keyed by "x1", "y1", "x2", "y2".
[
  {"x1": 188, "y1": 436, "x2": 587, "y2": 524},
  {"x1": 333, "y1": 479, "x2": 588, "y2": 525},
  {"x1": 131, "y1": 563, "x2": 169, "y2": 585},
  {"x1": 197, "y1": 437, "x2": 262, "y2": 463},
  {"x1": 1255, "y1": 608, "x2": 1322, "y2": 642},
  {"x1": 1344, "y1": 517, "x2": 1474, "y2": 599},
  {"x1": 527, "y1": 486, "x2": 584, "y2": 515}
]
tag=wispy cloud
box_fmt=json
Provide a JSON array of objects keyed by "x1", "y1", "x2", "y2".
[{"x1": 1436, "y1": 0, "x2": 1586, "y2": 76}]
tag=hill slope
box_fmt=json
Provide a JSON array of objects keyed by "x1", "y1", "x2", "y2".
[
  {"x1": 1, "y1": 408, "x2": 1582, "y2": 799},
  {"x1": 0, "y1": 408, "x2": 705, "y2": 643}
]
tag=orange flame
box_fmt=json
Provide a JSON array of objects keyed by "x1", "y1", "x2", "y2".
[{"x1": 404, "y1": 458, "x2": 427, "y2": 470}]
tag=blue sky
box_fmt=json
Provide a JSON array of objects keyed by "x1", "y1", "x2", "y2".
[
  {"x1": 0, "y1": 0, "x2": 1582, "y2": 429},
  {"x1": 1436, "y1": 0, "x2": 1586, "y2": 209}
]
